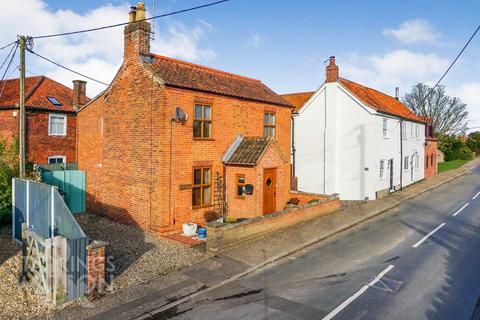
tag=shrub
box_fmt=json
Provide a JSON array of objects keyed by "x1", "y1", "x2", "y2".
[
  {"x1": 0, "y1": 138, "x2": 18, "y2": 226},
  {"x1": 204, "y1": 210, "x2": 219, "y2": 223},
  {"x1": 456, "y1": 146, "x2": 473, "y2": 160},
  {"x1": 225, "y1": 217, "x2": 237, "y2": 224},
  {"x1": 307, "y1": 199, "x2": 320, "y2": 205},
  {"x1": 287, "y1": 198, "x2": 300, "y2": 205}
]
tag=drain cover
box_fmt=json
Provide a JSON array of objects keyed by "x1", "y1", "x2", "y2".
[{"x1": 370, "y1": 277, "x2": 403, "y2": 293}]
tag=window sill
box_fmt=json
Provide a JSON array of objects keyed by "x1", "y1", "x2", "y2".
[
  {"x1": 48, "y1": 134, "x2": 67, "y2": 137},
  {"x1": 193, "y1": 138, "x2": 215, "y2": 141},
  {"x1": 192, "y1": 204, "x2": 214, "y2": 210}
]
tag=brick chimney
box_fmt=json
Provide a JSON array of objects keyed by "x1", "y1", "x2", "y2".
[
  {"x1": 124, "y1": 2, "x2": 151, "y2": 60},
  {"x1": 72, "y1": 80, "x2": 87, "y2": 111},
  {"x1": 326, "y1": 56, "x2": 339, "y2": 83}
]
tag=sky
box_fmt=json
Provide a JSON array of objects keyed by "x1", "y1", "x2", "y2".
[{"x1": 1, "y1": 0, "x2": 479, "y2": 129}]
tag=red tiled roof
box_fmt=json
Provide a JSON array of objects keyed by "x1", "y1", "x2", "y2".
[
  {"x1": 339, "y1": 78, "x2": 425, "y2": 123},
  {"x1": 281, "y1": 92, "x2": 315, "y2": 112},
  {"x1": 0, "y1": 76, "x2": 84, "y2": 113},
  {"x1": 147, "y1": 54, "x2": 292, "y2": 108}
]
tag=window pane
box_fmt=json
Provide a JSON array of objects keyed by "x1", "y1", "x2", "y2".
[
  {"x1": 193, "y1": 121, "x2": 202, "y2": 138},
  {"x1": 202, "y1": 187, "x2": 211, "y2": 205},
  {"x1": 203, "y1": 106, "x2": 211, "y2": 120},
  {"x1": 203, "y1": 122, "x2": 211, "y2": 138},
  {"x1": 192, "y1": 188, "x2": 202, "y2": 206},
  {"x1": 203, "y1": 168, "x2": 211, "y2": 185},
  {"x1": 270, "y1": 114, "x2": 275, "y2": 125},
  {"x1": 238, "y1": 176, "x2": 245, "y2": 184},
  {"x1": 237, "y1": 186, "x2": 245, "y2": 196},
  {"x1": 195, "y1": 105, "x2": 203, "y2": 119},
  {"x1": 263, "y1": 127, "x2": 269, "y2": 137},
  {"x1": 270, "y1": 127, "x2": 275, "y2": 137},
  {"x1": 264, "y1": 113, "x2": 269, "y2": 125},
  {"x1": 194, "y1": 169, "x2": 202, "y2": 185}
]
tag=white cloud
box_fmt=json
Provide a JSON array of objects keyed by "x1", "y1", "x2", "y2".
[
  {"x1": 0, "y1": 0, "x2": 216, "y2": 96},
  {"x1": 448, "y1": 83, "x2": 480, "y2": 130},
  {"x1": 340, "y1": 50, "x2": 449, "y2": 95},
  {"x1": 248, "y1": 32, "x2": 265, "y2": 48},
  {"x1": 383, "y1": 19, "x2": 441, "y2": 45}
]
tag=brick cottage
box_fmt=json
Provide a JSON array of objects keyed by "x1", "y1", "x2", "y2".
[
  {"x1": 77, "y1": 3, "x2": 293, "y2": 233},
  {"x1": 0, "y1": 76, "x2": 86, "y2": 164}
]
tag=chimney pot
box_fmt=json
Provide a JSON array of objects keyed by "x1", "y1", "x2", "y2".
[
  {"x1": 326, "y1": 56, "x2": 339, "y2": 83},
  {"x1": 395, "y1": 87, "x2": 400, "y2": 100},
  {"x1": 72, "y1": 80, "x2": 87, "y2": 111},
  {"x1": 124, "y1": 2, "x2": 151, "y2": 59}
]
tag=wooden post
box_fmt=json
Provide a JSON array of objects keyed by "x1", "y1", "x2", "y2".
[
  {"x1": 18, "y1": 36, "x2": 26, "y2": 178},
  {"x1": 53, "y1": 236, "x2": 68, "y2": 305}
]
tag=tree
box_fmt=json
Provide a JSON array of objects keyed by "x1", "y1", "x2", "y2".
[
  {"x1": 403, "y1": 83, "x2": 468, "y2": 136},
  {"x1": 0, "y1": 137, "x2": 19, "y2": 226},
  {"x1": 467, "y1": 131, "x2": 480, "y2": 155}
]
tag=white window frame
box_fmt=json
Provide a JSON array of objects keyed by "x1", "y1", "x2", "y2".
[
  {"x1": 404, "y1": 156, "x2": 409, "y2": 170},
  {"x1": 402, "y1": 122, "x2": 407, "y2": 140},
  {"x1": 382, "y1": 118, "x2": 389, "y2": 139},
  {"x1": 48, "y1": 156, "x2": 66, "y2": 164},
  {"x1": 379, "y1": 160, "x2": 386, "y2": 180},
  {"x1": 415, "y1": 154, "x2": 420, "y2": 169},
  {"x1": 415, "y1": 124, "x2": 420, "y2": 140},
  {"x1": 48, "y1": 114, "x2": 67, "y2": 136},
  {"x1": 410, "y1": 123, "x2": 414, "y2": 138}
]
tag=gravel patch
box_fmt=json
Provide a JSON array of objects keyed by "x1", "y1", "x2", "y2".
[
  {"x1": 340, "y1": 200, "x2": 367, "y2": 210},
  {"x1": 0, "y1": 213, "x2": 205, "y2": 319},
  {"x1": 76, "y1": 213, "x2": 206, "y2": 291}
]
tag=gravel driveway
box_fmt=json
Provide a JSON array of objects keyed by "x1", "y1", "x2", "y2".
[{"x1": 0, "y1": 213, "x2": 205, "y2": 319}]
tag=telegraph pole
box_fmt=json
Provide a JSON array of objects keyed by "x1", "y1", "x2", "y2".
[{"x1": 18, "y1": 36, "x2": 26, "y2": 178}]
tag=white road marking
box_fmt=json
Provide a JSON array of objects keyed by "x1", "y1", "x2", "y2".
[
  {"x1": 321, "y1": 265, "x2": 394, "y2": 320},
  {"x1": 453, "y1": 203, "x2": 469, "y2": 216},
  {"x1": 473, "y1": 192, "x2": 480, "y2": 200},
  {"x1": 412, "y1": 223, "x2": 446, "y2": 248}
]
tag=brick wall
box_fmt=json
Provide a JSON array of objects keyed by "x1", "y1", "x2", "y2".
[
  {"x1": 0, "y1": 110, "x2": 18, "y2": 143},
  {"x1": 0, "y1": 109, "x2": 76, "y2": 164},
  {"x1": 78, "y1": 56, "x2": 292, "y2": 234},
  {"x1": 26, "y1": 112, "x2": 77, "y2": 164},
  {"x1": 425, "y1": 138, "x2": 438, "y2": 178},
  {"x1": 288, "y1": 190, "x2": 329, "y2": 205}
]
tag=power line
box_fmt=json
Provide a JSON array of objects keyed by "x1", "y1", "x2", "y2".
[
  {"x1": 0, "y1": 42, "x2": 17, "y2": 74},
  {"x1": 0, "y1": 42, "x2": 19, "y2": 99},
  {"x1": 31, "y1": 0, "x2": 231, "y2": 40},
  {"x1": 0, "y1": 40, "x2": 17, "y2": 51},
  {"x1": 27, "y1": 49, "x2": 110, "y2": 86},
  {"x1": 415, "y1": 25, "x2": 480, "y2": 109}
]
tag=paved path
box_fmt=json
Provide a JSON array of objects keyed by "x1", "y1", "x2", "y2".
[{"x1": 151, "y1": 164, "x2": 480, "y2": 320}]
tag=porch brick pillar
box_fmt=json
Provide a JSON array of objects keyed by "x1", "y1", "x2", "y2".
[{"x1": 86, "y1": 240, "x2": 109, "y2": 296}]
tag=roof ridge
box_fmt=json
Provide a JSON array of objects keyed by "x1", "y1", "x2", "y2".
[
  {"x1": 280, "y1": 91, "x2": 315, "y2": 96},
  {"x1": 150, "y1": 53, "x2": 262, "y2": 83},
  {"x1": 25, "y1": 76, "x2": 45, "y2": 101}
]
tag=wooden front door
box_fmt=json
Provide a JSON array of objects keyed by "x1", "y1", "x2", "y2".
[{"x1": 263, "y1": 168, "x2": 277, "y2": 215}]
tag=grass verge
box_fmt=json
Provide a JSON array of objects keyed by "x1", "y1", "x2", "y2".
[{"x1": 438, "y1": 159, "x2": 469, "y2": 173}]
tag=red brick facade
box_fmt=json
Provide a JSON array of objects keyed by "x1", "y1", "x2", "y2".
[
  {"x1": 0, "y1": 109, "x2": 76, "y2": 164},
  {"x1": 77, "y1": 8, "x2": 292, "y2": 233},
  {"x1": 425, "y1": 138, "x2": 438, "y2": 178}
]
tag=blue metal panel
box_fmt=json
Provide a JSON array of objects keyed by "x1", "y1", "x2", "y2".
[
  {"x1": 42, "y1": 171, "x2": 86, "y2": 214},
  {"x1": 67, "y1": 237, "x2": 88, "y2": 300}
]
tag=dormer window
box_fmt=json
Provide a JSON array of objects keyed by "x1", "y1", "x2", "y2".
[{"x1": 47, "y1": 96, "x2": 62, "y2": 107}]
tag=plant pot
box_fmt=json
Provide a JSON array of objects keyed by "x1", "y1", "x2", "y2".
[{"x1": 182, "y1": 223, "x2": 197, "y2": 237}]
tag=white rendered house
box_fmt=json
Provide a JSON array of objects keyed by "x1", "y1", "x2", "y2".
[{"x1": 283, "y1": 57, "x2": 427, "y2": 200}]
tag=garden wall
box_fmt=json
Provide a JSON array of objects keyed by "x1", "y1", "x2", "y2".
[{"x1": 206, "y1": 194, "x2": 340, "y2": 252}]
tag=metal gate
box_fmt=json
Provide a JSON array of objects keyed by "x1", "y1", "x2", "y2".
[{"x1": 12, "y1": 179, "x2": 88, "y2": 302}]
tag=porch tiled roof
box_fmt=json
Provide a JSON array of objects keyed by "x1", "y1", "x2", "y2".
[{"x1": 224, "y1": 136, "x2": 272, "y2": 165}]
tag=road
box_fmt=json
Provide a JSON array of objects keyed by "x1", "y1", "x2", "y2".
[{"x1": 154, "y1": 166, "x2": 480, "y2": 320}]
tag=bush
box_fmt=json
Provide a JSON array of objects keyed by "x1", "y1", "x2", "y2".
[
  {"x1": 0, "y1": 138, "x2": 19, "y2": 226},
  {"x1": 204, "y1": 210, "x2": 220, "y2": 223},
  {"x1": 456, "y1": 146, "x2": 473, "y2": 160},
  {"x1": 287, "y1": 198, "x2": 300, "y2": 205}
]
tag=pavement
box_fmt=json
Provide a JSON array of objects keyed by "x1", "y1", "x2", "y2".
[{"x1": 50, "y1": 158, "x2": 480, "y2": 320}]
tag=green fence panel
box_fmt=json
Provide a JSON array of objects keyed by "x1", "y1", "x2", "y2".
[{"x1": 41, "y1": 171, "x2": 86, "y2": 214}]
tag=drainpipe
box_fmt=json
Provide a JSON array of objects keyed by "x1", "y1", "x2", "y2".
[
  {"x1": 222, "y1": 163, "x2": 227, "y2": 220},
  {"x1": 400, "y1": 118, "x2": 404, "y2": 190},
  {"x1": 291, "y1": 112, "x2": 298, "y2": 178}
]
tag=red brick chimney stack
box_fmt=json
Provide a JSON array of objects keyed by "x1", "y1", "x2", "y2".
[
  {"x1": 326, "y1": 56, "x2": 339, "y2": 83},
  {"x1": 72, "y1": 80, "x2": 87, "y2": 111},
  {"x1": 124, "y1": 2, "x2": 151, "y2": 60}
]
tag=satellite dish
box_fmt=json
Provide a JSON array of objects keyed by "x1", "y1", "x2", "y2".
[{"x1": 175, "y1": 107, "x2": 188, "y2": 123}]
